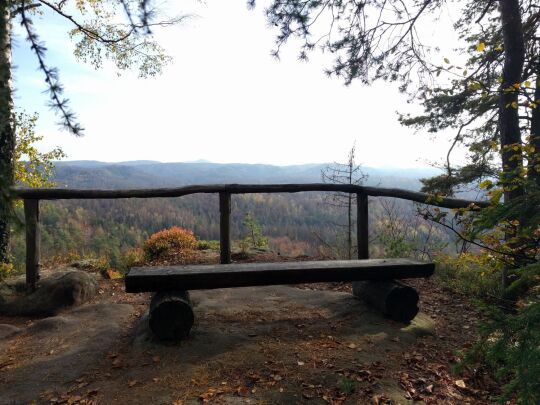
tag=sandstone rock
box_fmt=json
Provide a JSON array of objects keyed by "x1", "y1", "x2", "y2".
[
  {"x1": 0, "y1": 303, "x2": 134, "y2": 405},
  {"x1": 0, "y1": 270, "x2": 99, "y2": 316},
  {"x1": 0, "y1": 324, "x2": 20, "y2": 340}
]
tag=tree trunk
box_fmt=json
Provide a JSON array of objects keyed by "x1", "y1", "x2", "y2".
[
  {"x1": 529, "y1": 63, "x2": 540, "y2": 187},
  {"x1": 347, "y1": 192, "x2": 352, "y2": 260},
  {"x1": 347, "y1": 155, "x2": 353, "y2": 260},
  {"x1": 498, "y1": 0, "x2": 525, "y2": 202},
  {"x1": 498, "y1": 0, "x2": 526, "y2": 288},
  {"x1": 0, "y1": 1, "x2": 13, "y2": 264}
]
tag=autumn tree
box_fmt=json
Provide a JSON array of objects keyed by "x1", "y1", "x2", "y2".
[
  {"x1": 321, "y1": 144, "x2": 367, "y2": 259},
  {"x1": 0, "y1": 0, "x2": 185, "y2": 264},
  {"x1": 14, "y1": 111, "x2": 65, "y2": 189}
]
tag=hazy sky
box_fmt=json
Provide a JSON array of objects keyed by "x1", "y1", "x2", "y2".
[{"x1": 13, "y1": 1, "x2": 465, "y2": 168}]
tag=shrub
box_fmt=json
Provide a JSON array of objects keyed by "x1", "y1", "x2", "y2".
[
  {"x1": 439, "y1": 254, "x2": 540, "y2": 403},
  {"x1": 143, "y1": 227, "x2": 197, "y2": 261},
  {"x1": 197, "y1": 240, "x2": 220, "y2": 251},
  {"x1": 465, "y1": 293, "x2": 540, "y2": 404},
  {"x1": 116, "y1": 247, "x2": 145, "y2": 273},
  {"x1": 0, "y1": 262, "x2": 13, "y2": 282},
  {"x1": 43, "y1": 251, "x2": 82, "y2": 267},
  {"x1": 197, "y1": 240, "x2": 211, "y2": 250},
  {"x1": 434, "y1": 253, "x2": 503, "y2": 300}
]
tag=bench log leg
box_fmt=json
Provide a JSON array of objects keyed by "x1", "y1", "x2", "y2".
[
  {"x1": 149, "y1": 290, "x2": 194, "y2": 340},
  {"x1": 352, "y1": 280, "x2": 419, "y2": 323}
]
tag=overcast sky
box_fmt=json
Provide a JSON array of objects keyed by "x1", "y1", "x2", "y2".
[{"x1": 12, "y1": 0, "x2": 465, "y2": 168}]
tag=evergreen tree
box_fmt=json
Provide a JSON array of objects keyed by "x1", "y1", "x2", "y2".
[{"x1": 321, "y1": 143, "x2": 367, "y2": 259}]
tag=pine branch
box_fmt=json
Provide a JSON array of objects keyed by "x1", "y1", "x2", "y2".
[
  {"x1": 19, "y1": 4, "x2": 83, "y2": 136},
  {"x1": 421, "y1": 208, "x2": 535, "y2": 265}
]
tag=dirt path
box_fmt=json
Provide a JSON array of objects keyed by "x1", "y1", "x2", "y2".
[
  {"x1": 0, "y1": 269, "x2": 497, "y2": 405},
  {"x1": 1, "y1": 251, "x2": 498, "y2": 405}
]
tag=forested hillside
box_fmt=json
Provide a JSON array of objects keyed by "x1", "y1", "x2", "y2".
[
  {"x1": 10, "y1": 161, "x2": 452, "y2": 269},
  {"x1": 52, "y1": 160, "x2": 439, "y2": 189}
]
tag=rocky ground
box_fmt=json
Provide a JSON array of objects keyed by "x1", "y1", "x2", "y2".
[{"x1": 0, "y1": 251, "x2": 499, "y2": 404}]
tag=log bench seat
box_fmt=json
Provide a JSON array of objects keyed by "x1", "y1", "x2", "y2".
[{"x1": 125, "y1": 258, "x2": 434, "y2": 340}]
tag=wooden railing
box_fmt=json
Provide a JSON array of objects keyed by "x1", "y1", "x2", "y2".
[{"x1": 13, "y1": 183, "x2": 489, "y2": 290}]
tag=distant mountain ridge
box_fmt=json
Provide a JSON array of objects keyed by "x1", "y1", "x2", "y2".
[{"x1": 51, "y1": 160, "x2": 442, "y2": 190}]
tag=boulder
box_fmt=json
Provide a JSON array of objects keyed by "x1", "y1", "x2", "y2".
[
  {"x1": 0, "y1": 324, "x2": 21, "y2": 340},
  {"x1": 0, "y1": 270, "x2": 99, "y2": 316}
]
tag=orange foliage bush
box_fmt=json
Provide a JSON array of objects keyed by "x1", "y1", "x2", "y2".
[{"x1": 143, "y1": 226, "x2": 198, "y2": 261}]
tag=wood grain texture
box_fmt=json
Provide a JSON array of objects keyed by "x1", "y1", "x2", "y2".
[
  {"x1": 13, "y1": 183, "x2": 489, "y2": 209},
  {"x1": 125, "y1": 259, "x2": 434, "y2": 293}
]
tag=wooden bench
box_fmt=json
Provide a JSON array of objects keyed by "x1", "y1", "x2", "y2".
[{"x1": 125, "y1": 259, "x2": 434, "y2": 340}]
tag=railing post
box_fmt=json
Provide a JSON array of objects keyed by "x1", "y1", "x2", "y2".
[
  {"x1": 357, "y1": 193, "x2": 368, "y2": 259},
  {"x1": 24, "y1": 199, "x2": 40, "y2": 291},
  {"x1": 219, "y1": 192, "x2": 231, "y2": 264}
]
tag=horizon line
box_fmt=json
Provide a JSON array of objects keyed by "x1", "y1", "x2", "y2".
[{"x1": 53, "y1": 159, "x2": 441, "y2": 170}]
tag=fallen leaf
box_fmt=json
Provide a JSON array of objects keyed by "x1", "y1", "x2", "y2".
[
  {"x1": 237, "y1": 386, "x2": 250, "y2": 397},
  {"x1": 103, "y1": 268, "x2": 122, "y2": 280},
  {"x1": 455, "y1": 379, "x2": 466, "y2": 388},
  {"x1": 302, "y1": 391, "x2": 315, "y2": 399},
  {"x1": 199, "y1": 388, "x2": 222, "y2": 402},
  {"x1": 67, "y1": 395, "x2": 82, "y2": 405}
]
